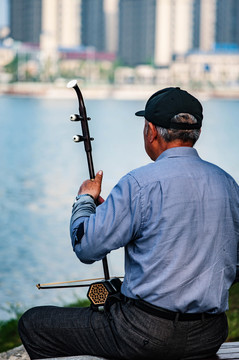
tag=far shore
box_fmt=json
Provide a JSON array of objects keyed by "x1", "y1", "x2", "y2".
[{"x1": 1, "y1": 82, "x2": 239, "y2": 101}]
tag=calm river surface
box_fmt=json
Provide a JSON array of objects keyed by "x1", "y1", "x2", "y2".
[{"x1": 0, "y1": 94, "x2": 239, "y2": 320}]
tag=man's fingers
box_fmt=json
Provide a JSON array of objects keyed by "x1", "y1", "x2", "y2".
[
  {"x1": 94, "y1": 170, "x2": 103, "y2": 183},
  {"x1": 78, "y1": 170, "x2": 103, "y2": 199}
]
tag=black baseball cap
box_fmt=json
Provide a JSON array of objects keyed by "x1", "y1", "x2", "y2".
[{"x1": 135, "y1": 87, "x2": 203, "y2": 130}]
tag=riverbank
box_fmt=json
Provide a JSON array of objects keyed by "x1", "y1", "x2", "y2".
[
  {"x1": 1, "y1": 82, "x2": 239, "y2": 100},
  {"x1": 0, "y1": 82, "x2": 161, "y2": 100}
]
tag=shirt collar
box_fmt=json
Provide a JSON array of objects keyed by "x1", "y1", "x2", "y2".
[{"x1": 156, "y1": 147, "x2": 199, "y2": 162}]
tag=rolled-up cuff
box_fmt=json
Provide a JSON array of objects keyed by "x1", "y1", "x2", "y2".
[{"x1": 71, "y1": 194, "x2": 96, "y2": 223}]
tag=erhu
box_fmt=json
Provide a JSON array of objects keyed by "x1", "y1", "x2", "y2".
[{"x1": 37, "y1": 80, "x2": 122, "y2": 310}]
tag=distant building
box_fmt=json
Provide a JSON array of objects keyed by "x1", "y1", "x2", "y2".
[
  {"x1": 172, "y1": 50, "x2": 239, "y2": 88},
  {"x1": 216, "y1": 0, "x2": 239, "y2": 48},
  {"x1": 8, "y1": 0, "x2": 239, "y2": 72},
  {"x1": 199, "y1": 0, "x2": 216, "y2": 51},
  {"x1": 81, "y1": 0, "x2": 105, "y2": 52},
  {"x1": 192, "y1": 0, "x2": 201, "y2": 49},
  {"x1": 173, "y1": 0, "x2": 194, "y2": 56},
  {"x1": 118, "y1": 0, "x2": 156, "y2": 66},
  {"x1": 41, "y1": 0, "x2": 81, "y2": 52},
  {"x1": 104, "y1": 0, "x2": 119, "y2": 53},
  {"x1": 154, "y1": 0, "x2": 172, "y2": 67},
  {"x1": 155, "y1": 0, "x2": 194, "y2": 67},
  {"x1": 10, "y1": 0, "x2": 42, "y2": 45}
]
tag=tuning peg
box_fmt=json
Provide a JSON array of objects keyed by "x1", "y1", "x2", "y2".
[
  {"x1": 73, "y1": 135, "x2": 85, "y2": 142},
  {"x1": 73, "y1": 135, "x2": 94, "y2": 142},
  {"x1": 70, "y1": 114, "x2": 80, "y2": 121},
  {"x1": 70, "y1": 114, "x2": 91, "y2": 121}
]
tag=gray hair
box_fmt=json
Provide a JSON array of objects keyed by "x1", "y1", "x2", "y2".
[{"x1": 156, "y1": 113, "x2": 200, "y2": 145}]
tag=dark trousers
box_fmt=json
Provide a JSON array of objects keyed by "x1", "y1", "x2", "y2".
[{"x1": 18, "y1": 299, "x2": 228, "y2": 360}]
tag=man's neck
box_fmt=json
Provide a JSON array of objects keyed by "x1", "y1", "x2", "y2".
[
  {"x1": 152, "y1": 139, "x2": 194, "y2": 161},
  {"x1": 164, "y1": 140, "x2": 194, "y2": 150}
]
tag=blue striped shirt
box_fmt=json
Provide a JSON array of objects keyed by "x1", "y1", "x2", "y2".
[{"x1": 70, "y1": 147, "x2": 239, "y2": 313}]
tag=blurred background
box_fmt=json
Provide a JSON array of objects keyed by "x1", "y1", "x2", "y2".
[
  {"x1": 0, "y1": 0, "x2": 239, "y2": 327},
  {"x1": 0, "y1": 0, "x2": 239, "y2": 96}
]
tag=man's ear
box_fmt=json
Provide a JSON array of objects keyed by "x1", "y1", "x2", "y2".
[{"x1": 148, "y1": 122, "x2": 158, "y2": 143}]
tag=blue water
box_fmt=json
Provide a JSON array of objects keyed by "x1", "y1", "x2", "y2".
[{"x1": 0, "y1": 95, "x2": 239, "y2": 320}]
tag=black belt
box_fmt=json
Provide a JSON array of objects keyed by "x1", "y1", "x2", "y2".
[{"x1": 125, "y1": 297, "x2": 221, "y2": 322}]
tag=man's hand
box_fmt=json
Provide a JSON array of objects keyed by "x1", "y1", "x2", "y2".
[{"x1": 78, "y1": 170, "x2": 104, "y2": 203}]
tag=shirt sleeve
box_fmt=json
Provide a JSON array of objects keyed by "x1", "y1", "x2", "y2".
[
  {"x1": 234, "y1": 180, "x2": 239, "y2": 284},
  {"x1": 70, "y1": 174, "x2": 142, "y2": 264},
  {"x1": 70, "y1": 194, "x2": 96, "y2": 258}
]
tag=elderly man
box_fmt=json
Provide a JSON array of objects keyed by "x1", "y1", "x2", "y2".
[{"x1": 19, "y1": 87, "x2": 239, "y2": 360}]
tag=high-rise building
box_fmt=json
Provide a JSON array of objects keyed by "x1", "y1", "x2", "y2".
[
  {"x1": 10, "y1": 0, "x2": 81, "y2": 50},
  {"x1": 81, "y1": 0, "x2": 105, "y2": 52},
  {"x1": 199, "y1": 0, "x2": 216, "y2": 51},
  {"x1": 191, "y1": 0, "x2": 239, "y2": 52},
  {"x1": 154, "y1": 0, "x2": 173, "y2": 67},
  {"x1": 215, "y1": 0, "x2": 239, "y2": 48},
  {"x1": 10, "y1": 0, "x2": 42, "y2": 44},
  {"x1": 40, "y1": 0, "x2": 81, "y2": 52},
  {"x1": 0, "y1": 0, "x2": 9, "y2": 28},
  {"x1": 192, "y1": 0, "x2": 201, "y2": 49},
  {"x1": 9, "y1": 0, "x2": 239, "y2": 69},
  {"x1": 173, "y1": 0, "x2": 194, "y2": 55},
  {"x1": 104, "y1": 0, "x2": 119, "y2": 53},
  {"x1": 118, "y1": 0, "x2": 156, "y2": 66},
  {"x1": 155, "y1": 0, "x2": 194, "y2": 67}
]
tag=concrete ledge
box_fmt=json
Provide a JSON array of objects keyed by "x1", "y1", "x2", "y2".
[
  {"x1": 2, "y1": 342, "x2": 239, "y2": 360},
  {"x1": 42, "y1": 342, "x2": 239, "y2": 360},
  {"x1": 42, "y1": 357, "x2": 108, "y2": 360},
  {"x1": 0, "y1": 346, "x2": 109, "y2": 360}
]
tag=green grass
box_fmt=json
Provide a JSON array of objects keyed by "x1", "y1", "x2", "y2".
[
  {"x1": 0, "y1": 299, "x2": 90, "y2": 353},
  {"x1": 0, "y1": 303, "x2": 25, "y2": 353},
  {"x1": 226, "y1": 283, "x2": 239, "y2": 341},
  {"x1": 0, "y1": 286, "x2": 238, "y2": 353},
  {"x1": 0, "y1": 318, "x2": 23, "y2": 352}
]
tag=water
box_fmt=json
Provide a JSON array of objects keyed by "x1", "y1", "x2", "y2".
[{"x1": 0, "y1": 94, "x2": 239, "y2": 320}]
